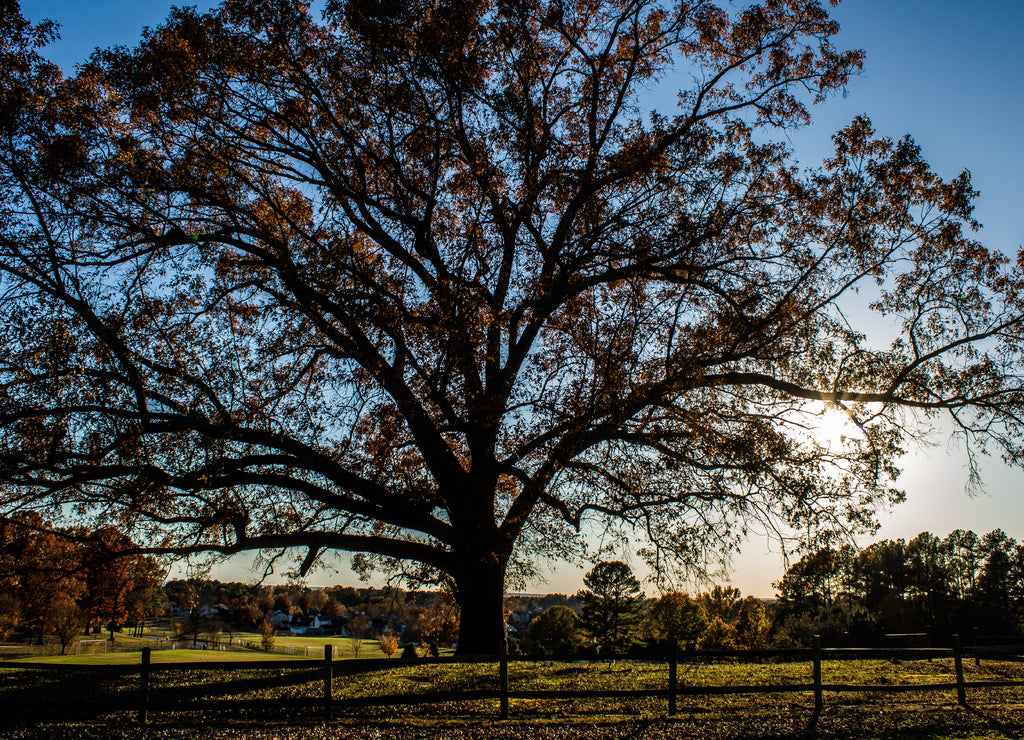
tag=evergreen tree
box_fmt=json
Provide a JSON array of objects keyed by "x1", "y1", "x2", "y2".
[
  {"x1": 971, "y1": 530, "x2": 1017, "y2": 635},
  {"x1": 577, "y1": 561, "x2": 645, "y2": 655}
]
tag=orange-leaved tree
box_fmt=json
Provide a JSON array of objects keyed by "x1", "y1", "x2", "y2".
[{"x1": 378, "y1": 634, "x2": 399, "y2": 659}]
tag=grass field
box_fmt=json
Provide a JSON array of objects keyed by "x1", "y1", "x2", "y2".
[
  {"x1": 228, "y1": 632, "x2": 388, "y2": 656},
  {"x1": 1, "y1": 656, "x2": 1022, "y2": 738},
  {"x1": 5, "y1": 648, "x2": 311, "y2": 665},
  {"x1": 1, "y1": 630, "x2": 396, "y2": 665},
  {"x1": 132, "y1": 626, "x2": 399, "y2": 658}
]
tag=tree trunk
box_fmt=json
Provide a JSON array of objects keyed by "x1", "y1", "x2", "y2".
[{"x1": 452, "y1": 550, "x2": 507, "y2": 657}]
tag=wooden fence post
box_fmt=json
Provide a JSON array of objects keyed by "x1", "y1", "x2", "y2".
[
  {"x1": 812, "y1": 635, "x2": 823, "y2": 714},
  {"x1": 953, "y1": 634, "x2": 966, "y2": 707},
  {"x1": 323, "y1": 644, "x2": 333, "y2": 721},
  {"x1": 138, "y1": 647, "x2": 151, "y2": 726},
  {"x1": 668, "y1": 644, "x2": 678, "y2": 716},
  {"x1": 499, "y1": 639, "x2": 509, "y2": 720}
]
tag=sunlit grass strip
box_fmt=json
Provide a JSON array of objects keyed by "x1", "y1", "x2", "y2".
[
  {"x1": 5, "y1": 649, "x2": 313, "y2": 667},
  {"x1": 824, "y1": 680, "x2": 1024, "y2": 691},
  {"x1": 676, "y1": 683, "x2": 813, "y2": 695},
  {"x1": 509, "y1": 688, "x2": 665, "y2": 699}
]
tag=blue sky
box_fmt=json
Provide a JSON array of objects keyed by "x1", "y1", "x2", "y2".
[{"x1": 18, "y1": 0, "x2": 1024, "y2": 596}]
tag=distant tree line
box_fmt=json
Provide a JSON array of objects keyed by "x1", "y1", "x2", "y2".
[
  {"x1": 0, "y1": 514, "x2": 164, "y2": 652},
  {"x1": 523, "y1": 561, "x2": 771, "y2": 658},
  {"x1": 523, "y1": 533, "x2": 1024, "y2": 658},
  {"x1": 773, "y1": 529, "x2": 1024, "y2": 645},
  {"x1": 7, "y1": 526, "x2": 1018, "y2": 658}
]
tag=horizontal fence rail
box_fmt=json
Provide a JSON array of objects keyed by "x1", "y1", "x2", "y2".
[{"x1": 2, "y1": 635, "x2": 1023, "y2": 727}]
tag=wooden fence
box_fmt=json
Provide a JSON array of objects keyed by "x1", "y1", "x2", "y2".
[{"x1": 4, "y1": 636, "x2": 1023, "y2": 726}]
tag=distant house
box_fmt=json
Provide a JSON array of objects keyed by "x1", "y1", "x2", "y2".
[
  {"x1": 321, "y1": 615, "x2": 349, "y2": 635},
  {"x1": 507, "y1": 610, "x2": 542, "y2": 633},
  {"x1": 268, "y1": 610, "x2": 293, "y2": 628},
  {"x1": 288, "y1": 612, "x2": 359, "y2": 636},
  {"x1": 167, "y1": 603, "x2": 229, "y2": 621},
  {"x1": 287, "y1": 613, "x2": 330, "y2": 635}
]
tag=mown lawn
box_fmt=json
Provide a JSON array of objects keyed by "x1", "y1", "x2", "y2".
[
  {"x1": 132, "y1": 627, "x2": 409, "y2": 659},
  {"x1": 5, "y1": 648, "x2": 310, "y2": 665},
  {"x1": 1, "y1": 657, "x2": 1022, "y2": 738},
  {"x1": 227, "y1": 632, "x2": 401, "y2": 658},
  {"x1": 12, "y1": 629, "x2": 398, "y2": 657}
]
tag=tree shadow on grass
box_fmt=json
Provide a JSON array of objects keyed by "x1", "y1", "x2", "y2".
[
  {"x1": 0, "y1": 668, "x2": 134, "y2": 726},
  {"x1": 804, "y1": 704, "x2": 1024, "y2": 740},
  {"x1": 805, "y1": 706, "x2": 822, "y2": 737},
  {"x1": 152, "y1": 667, "x2": 321, "y2": 704},
  {"x1": 963, "y1": 704, "x2": 1021, "y2": 740}
]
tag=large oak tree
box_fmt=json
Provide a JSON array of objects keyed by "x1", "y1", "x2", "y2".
[{"x1": 3, "y1": 0, "x2": 1024, "y2": 654}]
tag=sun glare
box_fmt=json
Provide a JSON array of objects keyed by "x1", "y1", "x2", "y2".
[{"x1": 809, "y1": 405, "x2": 868, "y2": 450}]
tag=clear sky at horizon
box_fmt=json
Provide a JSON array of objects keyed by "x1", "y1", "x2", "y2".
[{"x1": 17, "y1": 0, "x2": 1024, "y2": 596}]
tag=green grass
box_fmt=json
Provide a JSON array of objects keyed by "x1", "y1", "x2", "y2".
[
  {"x1": 5, "y1": 632, "x2": 439, "y2": 665},
  {"x1": 1, "y1": 657, "x2": 1021, "y2": 737},
  {"x1": 135, "y1": 626, "x2": 409, "y2": 659},
  {"x1": 5, "y1": 648, "x2": 310, "y2": 665},
  {"x1": 229, "y1": 632, "x2": 374, "y2": 655}
]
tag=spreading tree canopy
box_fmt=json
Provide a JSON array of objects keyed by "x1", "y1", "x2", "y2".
[{"x1": 3, "y1": 0, "x2": 1024, "y2": 654}]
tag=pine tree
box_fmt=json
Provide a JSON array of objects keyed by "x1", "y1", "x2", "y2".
[{"x1": 577, "y1": 562, "x2": 645, "y2": 655}]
